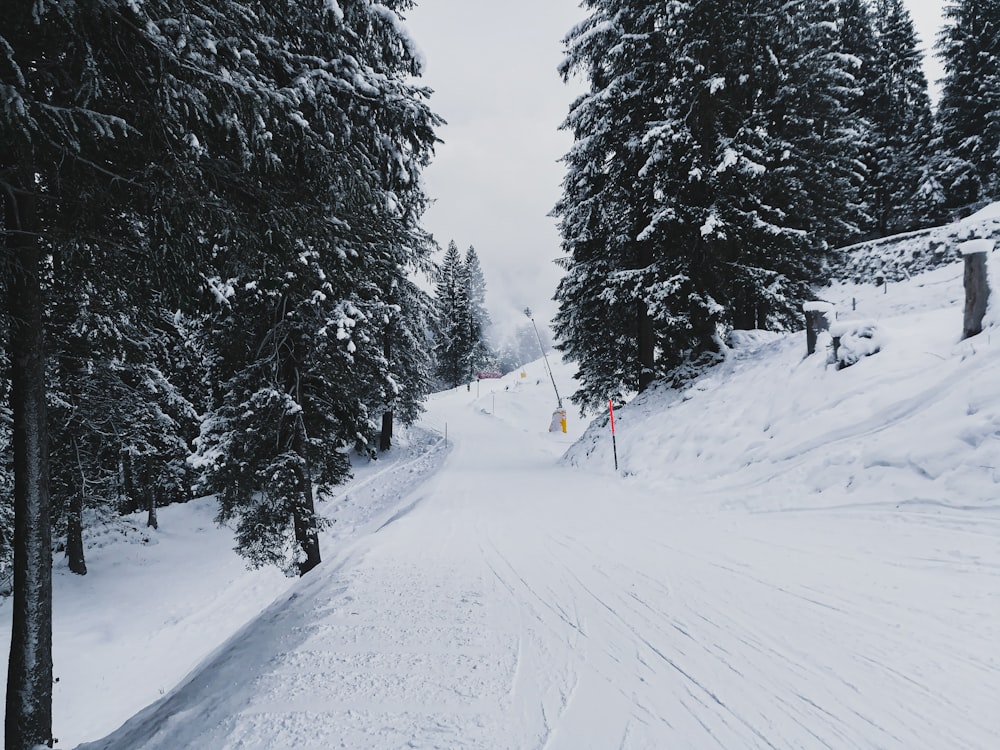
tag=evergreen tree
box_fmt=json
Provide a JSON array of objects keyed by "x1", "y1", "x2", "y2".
[
  {"x1": 555, "y1": 0, "x2": 864, "y2": 414},
  {"x1": 431, "y1": 241, "x2": 496, "y2": 386},
  {"x1": 433, "y1": 241, "x2": 471, "y2": 387},
  {"x1": 759, "y1": 0, "x2": 868, "y2": 248},
  {"x1": 934, "y1": 0, "x2": 1000, "y2": 212},
  {"x1": 1, "y1": 1, "x2": 243, "y2": 742},
  {"x1": 555, "y1": 0, "x2": 866, "y2": 412},
  {"x1": 378, "y1": 269, "x2": 436, "y2": 451},
  {"x1": 863, "y1": 0, "x2": 936, "y2": 234},
  {"x1": 45, "y1": 265, "x2": 198, "y2": 576},
  {"x1": 463, "y1": 245, "x2": 493, "y2": 374},
  {"x1": 193, "y1": 0, "x2": 440, "y2": 575},
  {"x1": 836, "y1": 0, "x2": 878, "y2": 237},
  {"x1": 553, "y1": 0, "x2": 664, "y2": 409},
  {"x1": 2, "y1": 0, "x2": 440, "y2": 741}
]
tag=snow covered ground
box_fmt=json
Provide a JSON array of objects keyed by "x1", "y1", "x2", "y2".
[
  {"x1": 0, "y1": 429, "x2": 450, "y2": 747},
  {"x1": 3, "y1": 232, "x2": 1000, "y2": 749}
]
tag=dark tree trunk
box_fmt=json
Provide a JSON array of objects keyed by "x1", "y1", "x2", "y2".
[
  {"x1": 277, "y1": 304, "x2": 321, "y2": 577},
  {"x1": 146, "y1": 487, "x2": 158, "y2": 531},
  {"x1": 733, "y1": 310, "x2": 749, "y2": 331},
  {"x1": 4, "y1": 187, "x2": 54, "y2": 750},
  {"x1": 380, "y1": 320, "x2": 393, "y2": 451},
  {"x1": 66, "y1": 491, "x2": 87, "y2": 576},
  {"x1": 733, "y1": 300, "x2": 762, "y2": 331},
  {"x1": 291, "y1": 415, "x2": 321, "y2": 576},
  {"x1": 379, "y1": 411, "x2": 393, "y2": 452},
  {"x1": 135, "y1": 458, "x2": 158, "y2": 529},
  {"x1": 67, "y1": 437, "x2": 87, "y2": 575}
]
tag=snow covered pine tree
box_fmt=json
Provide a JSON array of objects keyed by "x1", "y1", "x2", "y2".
[
  {"x1": 433, "y1": 240, "x2": 473, "y2": 388},
  {"x1": 555, "y1": 0, "x2": 867, "y2": 412},
  {"x1": 934, "y1": 0, "x2": 1000, "y2": 213},
  {"x1": 3, "y1": 0, "x2": 417, "y2": 743},
  {"x1": 863, "y1": 0, "x2": 936, "y2": 234},
  {"x1": 193, "y1": 0, "x2": 440, "y2": 576}
]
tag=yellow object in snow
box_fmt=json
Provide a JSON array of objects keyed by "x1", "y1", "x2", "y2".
[
  {"x1": 520, "y1": 371, "x2": 527, "y2": 378},
  {"x1": 549, "y1": 408, "x2": 567, "y2": 433}
]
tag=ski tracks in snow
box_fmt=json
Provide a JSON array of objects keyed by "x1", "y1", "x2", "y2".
[
  {"x1": 476, "y1": 503, "x2": 999, "y2": 749},
  {"x1": 78, "y1": 380, "x2": 1000, "y2": 749}
]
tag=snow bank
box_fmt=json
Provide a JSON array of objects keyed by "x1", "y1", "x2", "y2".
[
  {"x1": 829, "y1": 319, "x2": 883, "y2": 367},
  {"x1": 725, "y1": 328, "x2": 781, "y2": 351},
  {"x1": 566, "y1": 248, "x2": 1000, "y2": 516},
  {"x1": 964, "y1": 201, "x2": 1000, "y2": 223},
  {"x1": 0, "y1": 428, "x2": 448, "y2": 748}
]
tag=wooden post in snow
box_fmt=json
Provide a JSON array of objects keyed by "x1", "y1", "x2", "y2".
[{"x1": 959, "y1": 239, "x2": 994, "y2": 339}]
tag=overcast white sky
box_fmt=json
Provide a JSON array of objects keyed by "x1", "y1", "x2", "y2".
[{"x1": 403, "y1": 1, "x2": 946, "y2": 339}]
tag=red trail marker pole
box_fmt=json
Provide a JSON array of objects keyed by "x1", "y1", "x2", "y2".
[{"x1": 609, "y1": 399, "x2": 619, "y2": 471}]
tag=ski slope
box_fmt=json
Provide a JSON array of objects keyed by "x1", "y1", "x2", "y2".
[
  {"x1": 72, "y1": 246, "x2": 1000, "y2": 749},
  {"x1": 0, "y1": 233, "x2": 996, "y2": 747}
]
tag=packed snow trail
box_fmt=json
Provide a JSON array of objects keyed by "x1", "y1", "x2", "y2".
[{"x1": 76, "y1": 361, "x2": 999, "y2": 750}]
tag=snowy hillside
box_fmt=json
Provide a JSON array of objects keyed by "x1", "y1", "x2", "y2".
[
  {"x1": 3, "y1": 217, "x2": 999, "y2": 749},
  {"x1": 568, "y1": 237, "x2": 1000, "y2": 519}
]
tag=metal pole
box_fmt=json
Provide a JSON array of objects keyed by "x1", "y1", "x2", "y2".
[
  {"x1": 609, "y1": 399, "x2": 619, "y2": 471},
  {"x1": 524, "y1": 307, "x2": 562, "y2": 408}
]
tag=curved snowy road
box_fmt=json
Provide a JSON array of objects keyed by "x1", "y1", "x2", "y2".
[{"x1": 81, "y1": 367, "x2": 1000, "y2": 749}]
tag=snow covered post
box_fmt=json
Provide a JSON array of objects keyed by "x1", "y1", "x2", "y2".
[
  {"x1": 803, "y1": 301, "x2": 834, "y2": 356},
  {"x1": 959, "y1": 239, "x2": 994, "y2": 339}
]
